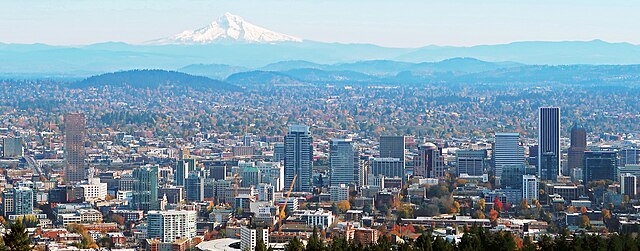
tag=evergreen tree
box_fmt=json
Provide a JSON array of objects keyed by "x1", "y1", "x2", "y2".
[
  {"x1": 307, "y1": 227, "x2": 325, "y2": 251},
  {"x1": 432, "y1": 236, "x2": 454, "y2": 251},
  {"x1": 256, "y1": 238, "x2": 267, "y2": 251},
  {"x1": 415, "y1": 233, "x2": 433, "y2": 251},
  {"x1": 2, "y1": 219, "x2": 31, "y2": 251},
  {"x1": 521, "y1": 235, "x2": 536, "y2": 251},
  {"x1": 285, "y1": 237, "x2": 305, "y2": 251}
]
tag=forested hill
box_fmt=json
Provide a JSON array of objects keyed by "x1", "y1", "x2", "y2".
[{"x1": 78, "y1": 69, "x2": 240, "y2": 91}]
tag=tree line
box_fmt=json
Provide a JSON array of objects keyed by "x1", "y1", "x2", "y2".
[{"x1": 251, "y1": 226, "x2": 640, "y2": 251}]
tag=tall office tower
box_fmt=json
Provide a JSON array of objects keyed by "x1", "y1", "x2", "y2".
[
  {"x1": 522, "y1": 175, "x2": 539, "y2": 204},
  {"x1": 583, "y1": 151, "x2": 617, "y2": 183},
  {"x1": 621, "y1": 174, "x2": 637, "y2": 198},
  {"x1": 415, "y1": 143, "x2": 445, "y2": 178},
  {"x1": 330, "y1": 139, "x2": 362, "y2": 187},
  {"x1": 379, "y1": 136, "x2": 405, "y2": 160},
  {"x1": 538, "y1": 107, "x2": 561, "y2": 179},
  {"x1": 284, "y1": 125, "x2": 313, "y2": 192},
  {"x1": 64, "y1": 112, "x2": 87, "y2": 183},
  {"x1": 620, "y1": 148, "x2": 640, "y2": 166},
  {"x1": 456, "y1": 150, "x2": 486, "y2": 177},
  {"x1": 174, "y1": 159, "x2": 196, "y2": 186},
  {"x1": 185, "y1": 171, "x2": 204, "y2": 202},
  {"x1": 132, "y1": 165, "x2": 159, "y2": 212},
  {"x1": 2, "y1": 137, "x2": 23, "y2": 159},
  {"x1": 147, "y1": 210, "x2": 197, "y2": 242},
  {"x1": 568, "y1": 124, "x2": 587, "y2": 173},
  {"x1": 494, "y1": 133, "x2": 524, "y2": 178}
]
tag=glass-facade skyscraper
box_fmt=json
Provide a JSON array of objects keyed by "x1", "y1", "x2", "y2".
[
  {"x1": 538, "y1": 107, "x2": 561, "y2": 180},
  {"x1": 284, "y1": 125, "x2": 313, "y2": 192},
  {"x1": 132, "y1": 164, "x2": 159, "y2": 212},
  {"x1": 494, "y1": 132, "x2": 524, "y2": 178},
  {"x1": 329, "y1": 138, "x2": 362, "y2": 187}
]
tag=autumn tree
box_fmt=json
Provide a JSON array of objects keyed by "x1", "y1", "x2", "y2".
[
  {"x1": 489, "y1": 209, "x2": 499, "y2": 223},
  {"x1": 493, "y1": 197, "x2": 503, "y2": 212},
  {"x1": 337, "y1": 200, "x2": 350, "y2": 213}
]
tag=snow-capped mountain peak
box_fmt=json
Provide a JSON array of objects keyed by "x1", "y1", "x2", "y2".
[{"x1": 153, "y1": 13, "x2": 302, "y2": 44}]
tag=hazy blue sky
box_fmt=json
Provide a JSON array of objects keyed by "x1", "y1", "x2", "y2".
[{"x1": 1, "y1": 0, "x2": 638, "y2": 47}]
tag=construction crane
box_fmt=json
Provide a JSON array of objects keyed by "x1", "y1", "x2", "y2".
[
  {"x1": 233, "y1": 170, "x2": 240, "y2": 197},
  {"x1": 277, "y1": 175, "x2": 297, "y2": 231}
]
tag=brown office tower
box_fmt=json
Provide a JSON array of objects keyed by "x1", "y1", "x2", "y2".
[
  {"x1": 568, "y1": 124, "x2": 587, "y2": 171},
  {"x1": 64, "y1": 112, "x2": 87, "y2": 184}
]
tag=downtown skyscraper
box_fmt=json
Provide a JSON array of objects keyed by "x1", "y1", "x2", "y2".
[
  {"x1": 329, "y1": 138, "x2": 362, "y2": 187},
  {"x1": 284, "y1": 125, "x2": 313, "y2": 192},
  {"x1": 64, "y1": 112, "x2": 87, "y2": 184},
  {"x1": 568, "y1": 123, "x2": 587, "y2": 179},
  {"x1": 132, "y1": 164, "x2": 159, "y2": 212},
  {"x1": 538, "y1": 107, "x2": 561, "y2": 180},
  {"x1": 494, "y1": 133, "x2": 524, "y2": 178}
]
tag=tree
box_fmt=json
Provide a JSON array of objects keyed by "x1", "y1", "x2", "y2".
[
  {"x1": 337, "y1": 200, "x2": 351, "y2": 213},
  {"x1": 489, "y1": 209, "x2": 499, "y2": 223},
  {"x1": 97, "y1": 236, "x2": 114, "y2": 248},
  {"x1": 451, "y1": 201, "x2": 461, "y2": 215},
  {"x1": 478, "y1": 198, "x2": 486, "y2": 211},
  {"x1": 331, "y1": 203, "x2": 339, "y2": 215},
  {"x1": 579, "y1": 215, "x2": 591, "y2": 228},
  {"x1": 363, "y1": 203, "x2": 373, "y2": 214},
  {"x1": 306, "y1": 227, "x2": 324, "y2": 251},
  {"x1": 284, "y1": 237, "x2": 304, "y2": 251},
  {"x1": 519, "y1": 200, "x2": 529, "y2": 210},
  {"x1": 2, "y1": 219, "x2": 31, "y2": 251},
  {"x1": 493, "y1": 197, "x2": 503, "y2": 212},
  {"x1": 255, "y1": 238, "x2": 267, "y2": 251},
  {"x1": 415, "y1": 233, "x2": 433, "y2": 251}
]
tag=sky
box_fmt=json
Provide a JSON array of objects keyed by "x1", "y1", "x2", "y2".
[{"x1": 1, "y1": 0, "x2": 638, "y2": 48}]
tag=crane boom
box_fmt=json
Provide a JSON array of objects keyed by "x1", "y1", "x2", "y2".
[{"x1": 278, "y1": 175, "x2": 297, "y2": 230}]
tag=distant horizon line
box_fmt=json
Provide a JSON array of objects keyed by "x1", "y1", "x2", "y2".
[{"x1": 0, "y1": 38, "x2": 637, "y2": 49}]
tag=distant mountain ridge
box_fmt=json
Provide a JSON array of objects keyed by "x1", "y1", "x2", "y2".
[
  {"x1": 79, "y1": 69, "x2": 240, "y2": 91},
  {"x1": 183, "y1": 58, "x2": 522, "y2": 79}
]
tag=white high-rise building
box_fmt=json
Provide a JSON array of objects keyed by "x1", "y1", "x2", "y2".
[
  {"x1": 240, "y1": 226, "x2": 269, "y2": 251},
  {"x1": 494, "y1": 133, "x2": 524, "y2": 178},
  {"x1": 147, "y1": 210, "x2": 197, "y2": 242},
  {"x1": 522, "y1": 175, "x2": 538, "y2": 204}
]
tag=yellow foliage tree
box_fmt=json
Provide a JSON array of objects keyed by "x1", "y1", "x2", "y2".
[{"x1": 337, "y1": 200, "x2": 351, "y2": 213}]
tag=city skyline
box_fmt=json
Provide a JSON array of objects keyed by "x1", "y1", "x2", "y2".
[{"x1": 2, "y1": 2, "x2": 640, "y2": 250}]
